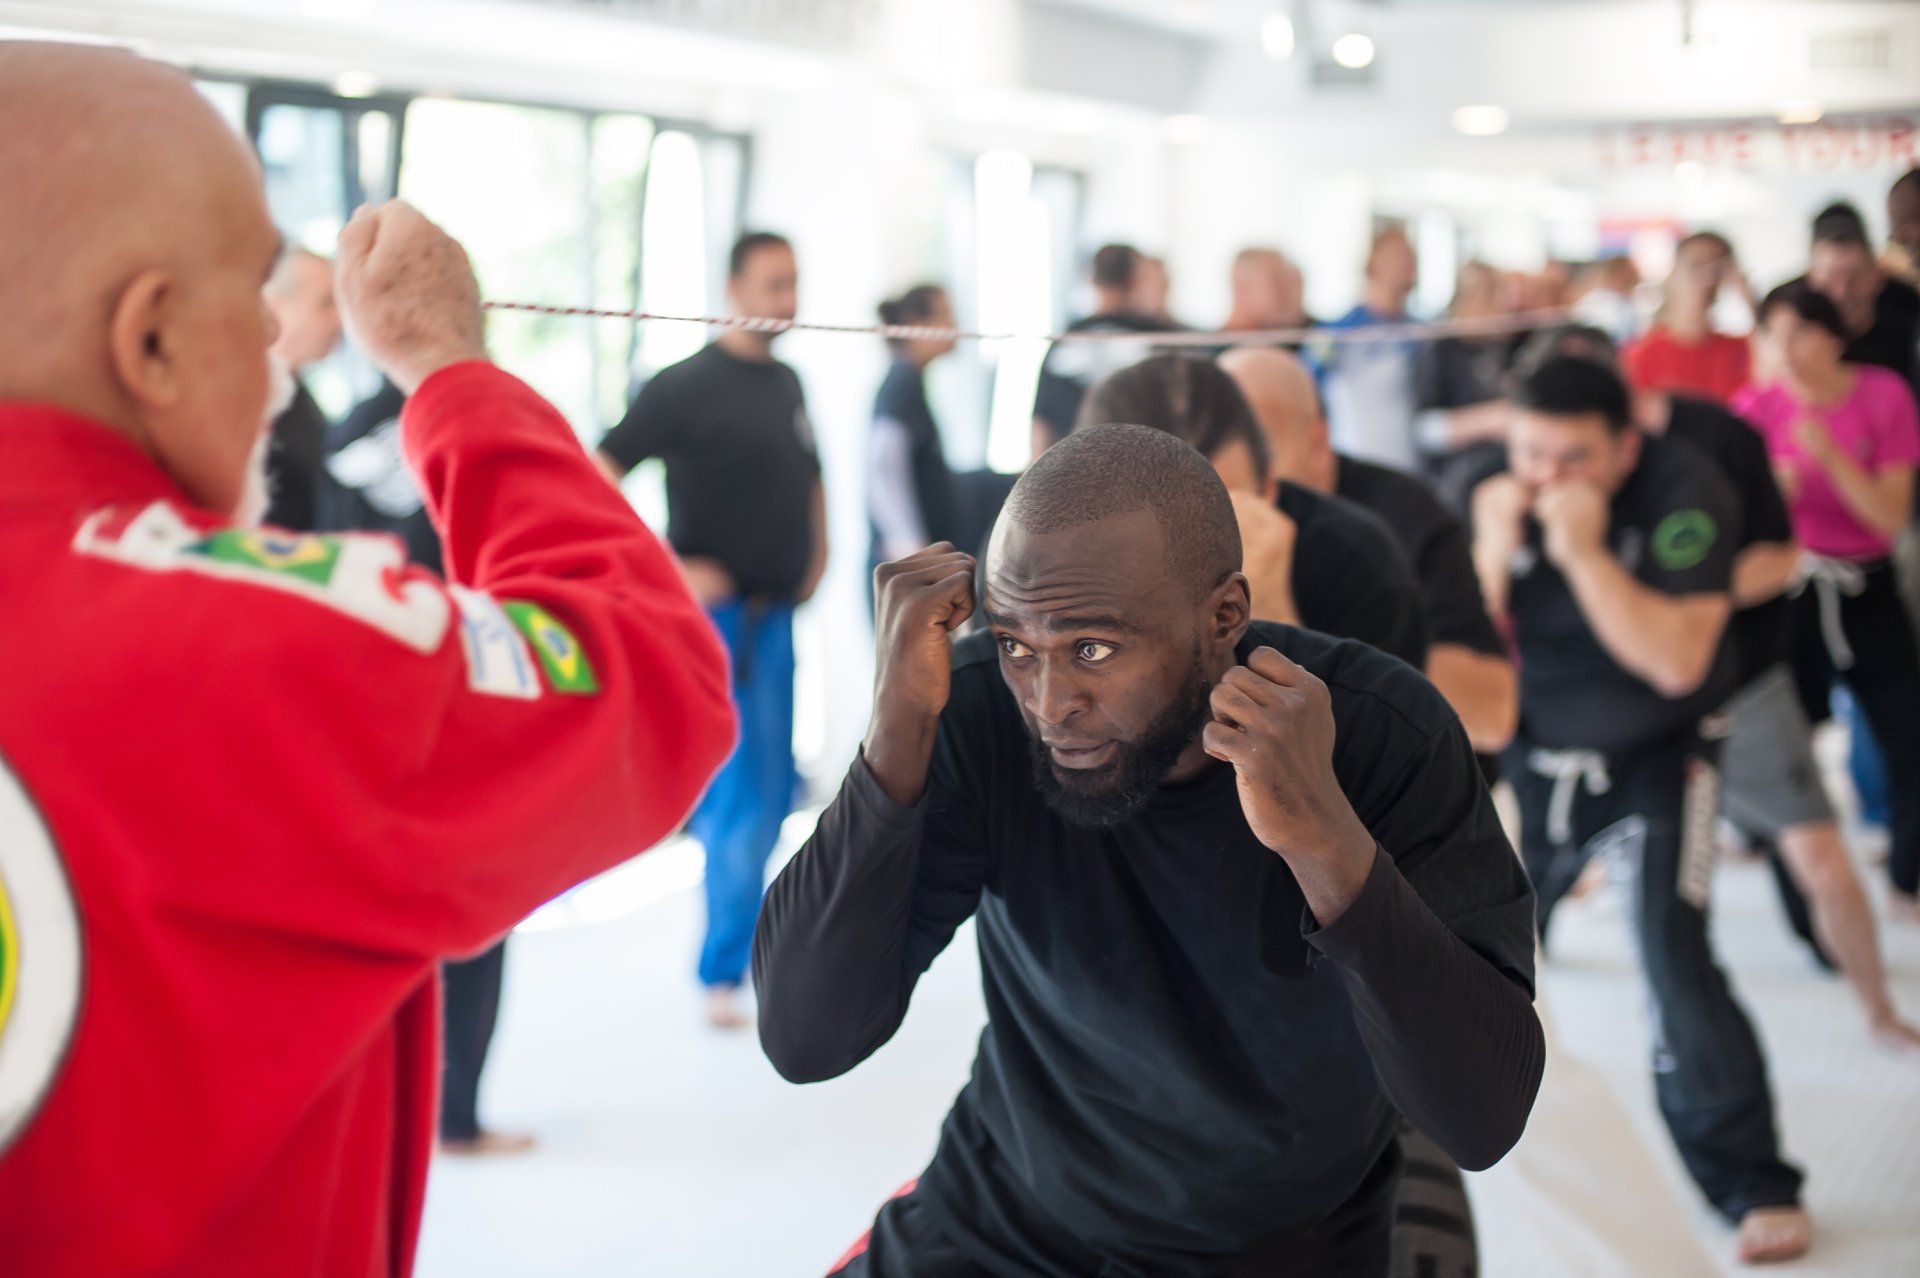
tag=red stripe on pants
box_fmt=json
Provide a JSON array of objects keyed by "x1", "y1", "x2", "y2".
[{"x1": 826, "y1": 1179, "x2": 919, "y2": 1276}]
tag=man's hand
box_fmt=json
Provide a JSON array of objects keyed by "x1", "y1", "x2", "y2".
[
  {"x1": 863, "y1": 544, "x2": 976, "y2": 804},
  {"x1": 1229, "y1": 490, "x2": 1299, "y2": 624},
  {"x1": 335, "y1": 201, "x2": 489, "y2": 395},
  {"x1": 1791, "y1": 418, "x2": 1841, "y2": 469},
  {"x1": 1471, "y1": 473, "x2": 1529, "y2": 566},
  {"x1": 1535, "y1": 480, "x2": 1609, "y2": 568},
  {"x1": 1204, "y1": 647, "x2": 1376, "y2": 920},
  {"x1": 678, "y1": 557, "x2": 736, "y2": 607}
]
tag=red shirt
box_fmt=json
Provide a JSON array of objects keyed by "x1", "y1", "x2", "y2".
[
  {"x1": 0, "y1": 363, "x2": 734, "y2": 1275},
  {"x1": 1623, "y1": 328, "x2": 1753, "y2": 405}
]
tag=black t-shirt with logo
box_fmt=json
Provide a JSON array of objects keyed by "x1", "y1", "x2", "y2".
[
  {"x1": 1334, "y1": 455, "x2": 1504, "y2": 659},
  {"x1": 1278, "y1": 482, "x2": 1431, "y2": 669},
  {"x1": 1497, "y1": 433, "x2": 1741, "y2": 751},
  {"x1": 600, "y1": 342, "x2": 821, "y2": 602},
  {"x1": 1662, "y1": 395, "x2": 1795, "y2": 684}
]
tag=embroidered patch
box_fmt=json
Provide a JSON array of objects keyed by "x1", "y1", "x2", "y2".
[
  {"x1": 1651, "y1": 509, "x2": 1717, "y2": 572},
  {"x1": 0, "y1": 755, "x2": 81, "y2": 1156},
  {"x1": 450, "y1": 587, "x2": 541, "y2": 701},
  {"x1": 503, "y1": 600, "x2": 599, "y2": 695},
  {"x1": 75, "y1": 502, "x2": 450, "y2": 654}
]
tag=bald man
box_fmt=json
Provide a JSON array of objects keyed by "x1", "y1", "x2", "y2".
[
  {"x1": 1223, "y1": 247, "x2": 1314, "y2": 346},
  {"x1": 1223, "y1": 346, "x2": 1517, "y2": 754},
  {"x1": 0, "y1": 44, "x2": 733, "y2": 1276},
  {"x1": 261, "y1": 247, "x2": 340, "y2": 530}
]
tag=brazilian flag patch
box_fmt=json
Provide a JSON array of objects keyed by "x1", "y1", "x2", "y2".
[
  {"x1": 503, "y1": 601, "x2": 599, "y2": 694},
  {"x1": 1652, "y1": 509, "x2": 1718, "y2": 572},
  {"x1": 185, "y1": 529, "x2": 341, "y2": 586}
]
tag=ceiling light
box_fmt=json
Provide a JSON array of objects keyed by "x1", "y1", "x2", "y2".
[
  {"x1": 1262, "y1": 14, "x2": 1296, "y2": 61},
  {"x1": 1330, "y1": 33, "x2": 1375, "y2": 70},
  {"x1": 1776, "y1": 100, "x2": 1823, "y2": 125},
  {"x1": 1451, "y1": 104, "x2": 1509, "y2": 137},
  {"x1": 332, "y1": 71, "x2": 380, "y2": 99},
  {"x1": 301, "y1": 0, "x2": 377, "y2": 17}
]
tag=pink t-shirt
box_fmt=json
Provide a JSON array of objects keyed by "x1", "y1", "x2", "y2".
[{"x1": 1733, "y1": 364, "x2": 1920, "y2": 560}]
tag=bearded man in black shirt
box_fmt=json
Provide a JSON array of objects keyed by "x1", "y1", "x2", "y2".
[
  {"x1": 1471, "y1": 355, "x2": 1809, "y2": 1264},
  {"x1": 755, "y1": 424, "x2": 1543, "y2": 1277}
]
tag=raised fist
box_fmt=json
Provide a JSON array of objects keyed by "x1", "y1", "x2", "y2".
[{"x1": 335, "y1": 201, "x2": 488, "y2": 394}]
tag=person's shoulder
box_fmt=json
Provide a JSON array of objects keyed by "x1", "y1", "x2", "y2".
[
  {"x1": 1854, "y1": 362, "x2": 1912, "y2": 401},
  {"x1": 1881, "y1": 276, "x2": 1920, "y2": 313},
  {"x1": 1251, "y1": 621, "x2": 1453, "y2": 742},
  {"x1": 1341, "y1": 455, "x2": 1445, "y2": 517},
  {"x1": 1639, "y1": 431, "x2": 1738, "y2": 514},
  {"x1": 1282, "y1": 482, "x2": 1403, "y2": 560}
]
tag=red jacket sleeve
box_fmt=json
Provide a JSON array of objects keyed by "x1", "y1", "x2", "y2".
[{"x1": 137, "y1": 362, "x2": 735, "y2": 958}]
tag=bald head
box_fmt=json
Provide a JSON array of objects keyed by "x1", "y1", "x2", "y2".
[
  {"x1": 1228, "y1": 247, "x2": 1304, "y2": 331},
  {"x1": 0, "y1": 42, "x2": 282, "y2": 516},
  {"x1": 1217, "y1": 346, "x2": 1331, "y2": 491},
  {"x1": 266, "y1": 248, "x2": 340, "y2": 371}
]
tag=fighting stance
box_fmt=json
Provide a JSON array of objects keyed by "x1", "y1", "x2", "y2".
[
  {"x1": 1472, "y1": 356, "x2": 1809, "y2": 1262},
  {"x1": 0, "y1": 46, "x2": 733, "y2": 1274},
  {"x1": 755, "y1": 424, "x2": 1544, "y2": 1275}
]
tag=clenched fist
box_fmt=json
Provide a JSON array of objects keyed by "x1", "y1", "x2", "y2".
[
  {"x1": 1203, "y1": 647, "x2": 1375, "y2": 915},
  {"x1": 864, "y1": 544, "x2": 976, "y2": 804},
  {"x1": 335, "y1": 201, "x2": 488, "y2": 394},
  {"x1": 1534, "y1": 480, "x2": 1609, "y2": 569}
]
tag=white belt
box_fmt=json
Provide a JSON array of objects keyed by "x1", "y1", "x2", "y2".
[
  {"x1": 1790, "y1": 554, "x2": 1867, "y2": 671},
  {"x1": 1526, "y1": 748, "x2": 1613, "y2": 846}
]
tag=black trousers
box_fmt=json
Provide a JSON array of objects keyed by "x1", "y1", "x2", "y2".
[
  {"x1": 832, "y1": 1145, "x2": 1401, "y2": 1278},
  {"x1": 439, "y1": 939, "x2": 508, "y2": 1142},
  {"x1": 1788, "y1": 559, "x2": 1920, "y2": 895},
  {"x1": 1511, "y1": 733, "x2": 1803, "y2": 1221}
]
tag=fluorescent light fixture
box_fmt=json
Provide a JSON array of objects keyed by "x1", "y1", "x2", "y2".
[
  {"x1": 332, "y1": 71, "x2": 380, "y2": 98},
  {"x1": 1776, "y1": 100, "x2": 1823, "y2": 125},
  {"x1": 301, "y1": 0, "x2": 377, "y2": 18},
  {"x1": 1162, "y1": 113, "x2": 1212, "y2": 146},
  {"x1": 1330, "y1": 32, "x2": 1375, "y2": 69},
  {"x1": 1451, "y1": 104, "x2": 1509, "y2": 136},
  {"x1": 1262, "y1": 13, "x2": 1296, "y2": 61}
]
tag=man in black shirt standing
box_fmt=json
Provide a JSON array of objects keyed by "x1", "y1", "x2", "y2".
[
  {"x1": 1471, "y1": 356, "x2": 1809, "y2": 1264},
  {"x1": 756, "y1": 423, "x2": 1542, "y2": 1276},
  {"x1": 260, "y1": 246, "x2": 340, "y2": 531},
  {"x1": 598, "y1": 231, "x2": 826, "y2": 1028},
  {"x1": 1030, "y1": 243, "x2": 1173, "y2": 458},
  {"x1": 1221, "y1": 345, "x2": 1517, "y2": 756},
  {"x1": 1798, "y1": 202, "x2": 1920, "y2": 396},
  {"x1": 1078, "y1": 354, "x2": 1429, "y2": 669}
]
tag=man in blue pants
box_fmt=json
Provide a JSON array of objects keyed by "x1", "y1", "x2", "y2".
[{"x1": 599, "y1": 232, "x2": 827, "y2": 1027}]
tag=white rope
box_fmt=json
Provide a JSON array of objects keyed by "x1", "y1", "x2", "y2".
[
  {"x1": 1526, "y1": 747, "x2": 1613, "y2": 847},
  {"x1": 480, "y1": 300, "x2": 1573, "y2": 348},
  {"x1": 1791, "y1": 553, "x2": 1868, "y2": 671}
]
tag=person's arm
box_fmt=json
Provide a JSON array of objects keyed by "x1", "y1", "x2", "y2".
[
  {"x1": 797, "y1": 477, "x2": 829, "y2": 604},
  {"x1": 162, "y1": 203, "x2": 736, "y2": 957},
  {"x1": 869, "y1": 416, "x2": 928, "y2": 561},
  {"x1": 1205, "y1": 648, "x2": 1543, "y2": 1170},
  {"x1": 754, "y1": 545, "x2": 985, "y2": 1082},
  {"x1": 1537, "y1": 481, "x2": 1730, "y2": 697},
  {"x1": 1732, "y1": 540, "x2": 1802, "y2": 607},
  {"x1": 1795, "y1": 418, "x2": 1914, "y2": 538},
  {"x1": 1427, "y1": 644, "x2": 1518, "y2": 754}
]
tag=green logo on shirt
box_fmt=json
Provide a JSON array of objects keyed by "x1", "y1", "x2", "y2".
[
  {"x1": 1652, "y1": 509, "x2": 1717, "y2": 571},
  {"x1": 503, "y1": 600, "x2": 599, "y2": 695}
]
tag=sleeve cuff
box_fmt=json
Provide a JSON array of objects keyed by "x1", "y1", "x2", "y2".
[
  {"x1": 1301, "y1": 843, "x2": 1401, "y2": 964},
  {"x1": 844, "y1": 748, "x2": 929, "y2": 832}
]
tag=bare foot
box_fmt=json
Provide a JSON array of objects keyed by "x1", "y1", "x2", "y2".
[
  {"x1": 1870, "y1": 1014, "x2": 1920, "y2": 1060},
  {"x1": 705, "y1": 986, "x2": 752, "y2": 1031},
  {"x1": 439, "y1": 1130, "x2": 536, "y2": 1158},
  {"x1": 1888, "y1": 891, "x2": 1920, "y2": 926},
  {"x1": 1737, "y1": 1205, "x2": 1812, "y2": 1265}
]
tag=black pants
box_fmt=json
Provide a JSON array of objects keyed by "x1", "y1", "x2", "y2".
[
  {"x1": 1511, "y1": 734, "x2": 1803, "y2": 1221},
  {"x1": 834, "y1": 1146, "x2": 1401, "y2": 1278},
  {"x1": 1788, "y1": 559, "x2": 1920, "y2": 895},
  {"x1": 439, "y1": 939, "x2": 508, "y2": 1142}
]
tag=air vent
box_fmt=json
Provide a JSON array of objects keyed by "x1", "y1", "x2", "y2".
[{"x1": 1810, "y1": 27, "x2": 1892, "y2": 73}]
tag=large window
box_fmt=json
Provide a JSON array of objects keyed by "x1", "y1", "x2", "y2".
[
  {"x1": 940, "y1": 152, "x2": 1085, "y2": 473},
  {"x1": 224, "y1": 78, "x2": 747, "y2": 438}
]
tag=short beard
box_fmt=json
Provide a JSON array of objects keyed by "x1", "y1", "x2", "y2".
[{"x1": 1028, "y1": 643, "x2": 1215, "y2": 828}]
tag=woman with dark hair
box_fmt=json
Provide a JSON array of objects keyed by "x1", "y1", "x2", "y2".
[
  {"x1": 1735, "y1": 280, "x2": 1920, "y2": 919},
  {"x1": 869, "y1": 285, "x2": 960, "y2": 570}
]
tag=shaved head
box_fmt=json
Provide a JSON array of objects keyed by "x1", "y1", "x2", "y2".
[
  {"x1": 0, "y1": 42, "x2": 282, "y2": 515},
  {"x1": 1217, "y1": 346, "x2": 1331, "y2": 490},
  {"x1": 999, "y1": 422, "x2": 1241, "y2": 600}
]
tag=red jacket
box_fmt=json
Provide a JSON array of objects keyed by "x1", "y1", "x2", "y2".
[{"x1": 0, "y1": 362, "x2": 735, "y2": 1275}]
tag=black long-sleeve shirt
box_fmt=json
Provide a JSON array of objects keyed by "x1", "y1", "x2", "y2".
[{"x1": 754, "y1": 623, "x2": 1543, "y2": 1272}]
